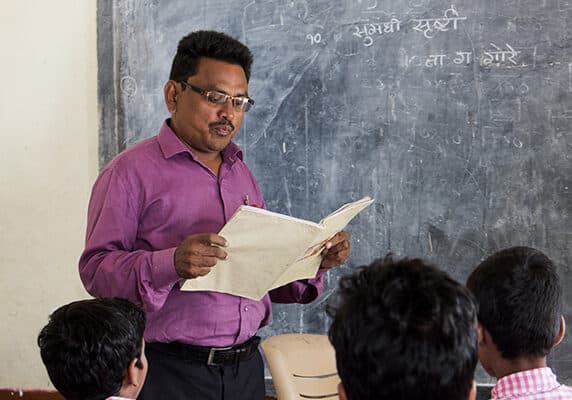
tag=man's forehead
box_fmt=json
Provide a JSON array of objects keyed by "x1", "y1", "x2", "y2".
[{"x1": 194, "y1": 57, "x2": 248, "y2": 93}]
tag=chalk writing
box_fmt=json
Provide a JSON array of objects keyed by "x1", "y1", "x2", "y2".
[
  {"x1": 482, "y1": 43, "x2": 519, "y2": 66},
  {"x1": 397, "y1": 46, "x2": 527, "y2": 68},
  {"x1": 411, "y1": 5, "x2": 467, "y2": 39},
  {"x1": 306, "y1": 32, "x2": 322, "y2": 45},
  {"x1": 405, "y1": 51, "x2": 473, "y2": 68},
  {"x1": 120, "y1": 76, "x2": 137, "y2": 97},
  {"x1": 453, "y1": 51, "x2": 472, "y2": 65},
  {"x1": 513, "y1": 138, "x2": 523, "y2": 148},
  {"x1": 352, "y1": 18, "x2": 401, "y2": 47},
  {"x1": 425, "y1": 54, "x2": 447, "y2": 67}
]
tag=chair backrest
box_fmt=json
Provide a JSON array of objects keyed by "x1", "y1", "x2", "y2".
[{"x1": 261, "y1": 333, "x2": 340, "y2": 400}]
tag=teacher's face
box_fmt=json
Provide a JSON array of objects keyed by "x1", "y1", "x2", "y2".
[{"x1": 165, "y1": 57, "x2": 248, "y2": 158}]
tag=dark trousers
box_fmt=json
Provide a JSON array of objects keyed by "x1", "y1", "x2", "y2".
[{"x1": 138, "y1": 342, "x2": 265, "y2": 400}]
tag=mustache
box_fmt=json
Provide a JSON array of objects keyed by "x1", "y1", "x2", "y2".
[{"x1": 209, "y1": 119, "x2": 234, "y2": 131}]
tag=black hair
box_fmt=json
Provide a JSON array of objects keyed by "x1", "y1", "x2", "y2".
[
  {"x1": 328, "y1": 255, "x2": 478, "y2": 400},
  {"x1": 37, "y1": 297, "x2": 146, "y2": 400},
  {"x1": 169, "y1": 30, "x2": 253, "y2": 82},
  {"x1": 466, "y1": 246, "x2": 562, "y2": 358}
]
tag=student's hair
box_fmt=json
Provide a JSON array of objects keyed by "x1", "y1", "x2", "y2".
[
  {"x1": 466, "y1": 246, "x2": 562, "y2": 359},
  {"x1": 37, "y1": 297, "x2": 146, "y2": 400},
  {"x1": 169, "y1": 30, "x2": 254, "y2": 82},
  {"x1": 328, "y1": 255, "x2": 478, "y2": 400}
]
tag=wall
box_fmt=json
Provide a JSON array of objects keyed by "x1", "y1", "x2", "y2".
[{"x1": 0, "y1": 0, "x2": 97, "y2": 389}]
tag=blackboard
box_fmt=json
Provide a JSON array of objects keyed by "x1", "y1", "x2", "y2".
[{"x1": 97, "y1": 0, "x2": 572, "y2": 384}]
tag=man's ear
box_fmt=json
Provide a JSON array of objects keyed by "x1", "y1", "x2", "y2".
[
  {"x1": 164, "y1": 80, "x2": 179, "y2": 114},
  {"x1": 553, "y1": 315, "x2": 566, "y2": 346},
  {"x1": 338, "y1": 382, "x2": 349, "y2": 400}
]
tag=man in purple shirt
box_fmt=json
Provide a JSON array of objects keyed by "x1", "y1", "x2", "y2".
[{"x1": 79, "y1": 30, "x2": 350, "y2": 400}]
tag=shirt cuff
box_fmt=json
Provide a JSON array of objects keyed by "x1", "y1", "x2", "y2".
[{"x1": 149, "y1": 247, "x2": 180, "y2": 290}]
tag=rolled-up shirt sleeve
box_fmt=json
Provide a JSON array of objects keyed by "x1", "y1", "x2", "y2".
[
  {"x1": 268, "y1": 268, "x2": 327, "y2": 304},
  {"x1": 79, "y1": 165, "x2": 180, "y2": 313}
]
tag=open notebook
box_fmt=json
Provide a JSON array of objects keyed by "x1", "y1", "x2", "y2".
[{"x1": 180, "y1": 196, "x2": 374, "y2": 300}]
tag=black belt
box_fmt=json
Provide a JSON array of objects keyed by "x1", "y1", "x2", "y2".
[{"x1": 148, "y1": 336, "x2": 260, "y2": 366}]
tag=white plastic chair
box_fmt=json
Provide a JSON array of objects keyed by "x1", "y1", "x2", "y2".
[{"x1": 261, "y1": 333, "x2": 340, "y2": 400}]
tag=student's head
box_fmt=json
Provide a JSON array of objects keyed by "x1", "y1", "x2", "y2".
[
  {"x1": 328, "y1": 255, "x2": 478, "y2": 400},
  {"x1": 466, "y1": 246, "x2": 565, "y2": 376},
  {"x1": 38, "y1": 297, "x2": 147, "y2": 400},
  {"x1": 164, "y1": 31, "x2": 254, "y2": 159}
]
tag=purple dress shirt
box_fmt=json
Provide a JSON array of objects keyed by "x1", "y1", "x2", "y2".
[{"x1": 79, "y1": 121, "x2": 325, "y2": 347}]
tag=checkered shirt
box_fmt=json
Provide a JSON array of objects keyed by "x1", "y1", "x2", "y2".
[{"x1": 491, "y1": 367, "x2": 572, "y2": 400}]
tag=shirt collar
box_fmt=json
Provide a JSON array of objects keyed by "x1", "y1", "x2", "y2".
[
  {"x1": 157, "y1": 119, "x2": 243, "y2": 163},
  {"x1": 492, "y1": 367, "x2": 561, "y2": 399}
]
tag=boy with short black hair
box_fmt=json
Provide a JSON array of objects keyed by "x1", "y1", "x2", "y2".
[
  {"x1": 328, "y1": 255, "x2": 478, "y2": 400},
  {"x1": 467, "y1": 246, "x2": 571, "y2": 400},
  {"x1": 38, "y1": 297, "x2": 147, "y2": 400}
]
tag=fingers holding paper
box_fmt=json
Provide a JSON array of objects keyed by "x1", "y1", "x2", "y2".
[
  {"x1": 320, "y1": 231, "x2": 350, "y2": 270},
  {"x1": 174, "y1": 233, "x2": 228, "y2": 279}
]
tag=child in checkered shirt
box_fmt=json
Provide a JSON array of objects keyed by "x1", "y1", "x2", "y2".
[{"x1": 467, "y1": 246, "x2": 572, "y2": 400}]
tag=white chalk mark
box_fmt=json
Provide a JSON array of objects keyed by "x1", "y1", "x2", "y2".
[
  {"x1": 282, "y1": 142, "x2": 286, "y2": 153},
  {"x1": 513, "y1": 137, "x2": 523, "y2": 148},
  {"x1": 240, "y1": 1, "x2": 255, "y2": 43},
  {"x1": 518, "y1": 83, "x2": 529, "y2": 94},
  {"x1": 464, "y1": 167, "x2": 487, "y2": 201},
  {"x1": 428, "y1": 231, "x2": 433, "y2": 253},
  {"x1": 283, "y1": 177, "x2": 292, "y2": 216},
  {"x1": 482, "y1": 43, "x2": 519, "y2": 66},
  {"x1": 120, "y1": 76, "x2": 137, "y2": 97},
  {"x1": 569, "y1": 63, "x2": 572, "y2": 92},
  {"x1": 411, "y1": 5, "x2": 467, "y2": 39}
]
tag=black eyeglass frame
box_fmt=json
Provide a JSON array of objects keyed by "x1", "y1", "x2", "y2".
[{"x1": 179, "y1": 81, "x2": 255, "y2": 112}]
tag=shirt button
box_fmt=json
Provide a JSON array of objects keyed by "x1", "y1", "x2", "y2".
[{"x1": 244, "y1": 306, "x2": 249, "y2": 311}]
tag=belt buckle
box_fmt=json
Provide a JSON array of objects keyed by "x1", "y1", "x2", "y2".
[{"x1": 207, "y1": 346, "x2": 232, "y2": 366}]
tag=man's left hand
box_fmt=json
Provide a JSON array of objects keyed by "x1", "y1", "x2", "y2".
[{"x1": 320, "y1": 231, "x2": 351, "y2": 270}]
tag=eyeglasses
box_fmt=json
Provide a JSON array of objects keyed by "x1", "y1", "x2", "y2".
[{"x1": 179, "y1": 81, "x2": 255, "y2": 112}]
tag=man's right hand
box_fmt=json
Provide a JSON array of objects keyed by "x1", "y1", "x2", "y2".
[{"x1": 174, "y1": 233, "x2": 228, "y2": 279}]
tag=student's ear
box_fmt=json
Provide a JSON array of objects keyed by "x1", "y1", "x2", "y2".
[
  {"x1": 338, "y1": 382, "x2": 348, "y2": 400},
  {"x1": 125, "y1": 357, "x2": 144, "y2": 388},
  {"x1": 467, "y1": 380, "x2": 476, "y2": 400},
  {"x1": 553, "y1": 315, "x2": 566, "y2": 347},
  {"x1": 164, "y1": 80, "x2": 179, "y2": 114},
  {"x1": 477, "y1": 321, "x2": 485, "y2": 345}
]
